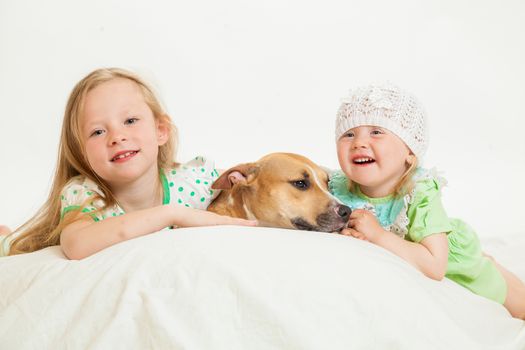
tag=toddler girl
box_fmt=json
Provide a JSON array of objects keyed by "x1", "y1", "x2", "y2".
[
  {"x1": 2, "y1": 68, "x2": 255, "y2": 259},
  {"x1": 330, "y1": 83, "x2": 525, "y2": 319}
]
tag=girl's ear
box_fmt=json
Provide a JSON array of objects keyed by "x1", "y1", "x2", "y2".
[
  {"x1": 156, "y1": 116, "x2": 170, "y2": 146},
  {"x1": 406, "y1": 154, "x2": 416, "y2": 165}
]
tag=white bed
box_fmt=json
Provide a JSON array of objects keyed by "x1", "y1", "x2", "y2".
[{"x1": 1, "y1": 226, "x2": 524, "y2": 349}]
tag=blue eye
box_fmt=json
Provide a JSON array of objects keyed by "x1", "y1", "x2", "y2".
[
  {"x1": 90, "y1": 129, "x2": 105, "y2": 137},
  {"x1": 125, "y1": 117, "x2": 139, "y2": 125}
]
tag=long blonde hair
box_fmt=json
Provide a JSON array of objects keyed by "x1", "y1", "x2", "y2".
[{"x1": 8, "y1": 68, "x2": 178, "y2": 255}]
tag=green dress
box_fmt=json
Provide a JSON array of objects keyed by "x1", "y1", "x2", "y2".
[{"x1": 329, "y1": 168, "x2": 507, "y2": 304}]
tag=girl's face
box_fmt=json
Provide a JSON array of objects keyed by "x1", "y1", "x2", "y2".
[
  {"x1": 336, "y1": 125, "x2": 412, "y2": 198},
  {"x1": 81, "y1": 78, "x2": 168, "y2": 187}
]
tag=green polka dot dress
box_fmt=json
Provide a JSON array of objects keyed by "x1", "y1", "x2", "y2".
[
  {"x1": 59, "y1": 156, "x2": 220, "y2": 225},
  {"x1": 161, "y1": 156, "x2": 219, "y2": 210}
]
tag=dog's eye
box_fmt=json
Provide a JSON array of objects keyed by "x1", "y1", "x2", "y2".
[{"x1": 291, "y1": 179, "x2": 309, "y2": 190}]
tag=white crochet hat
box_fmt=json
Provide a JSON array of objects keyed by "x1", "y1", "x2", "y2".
[{"x1": 335, "y1": 83, "x2": 428, "y2": 159}]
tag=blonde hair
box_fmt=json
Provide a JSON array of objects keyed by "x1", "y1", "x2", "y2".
[
  {"x1": 8, "y1": 68, "x2": 178, "y2": 255},
  {"x1": 347, "y1": 157, "x2": 419, "y2": 198}
]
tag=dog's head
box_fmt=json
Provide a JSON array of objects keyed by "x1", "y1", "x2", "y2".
[{"x1": 211, "y1": 153, "x2": 350, "y2": 232}]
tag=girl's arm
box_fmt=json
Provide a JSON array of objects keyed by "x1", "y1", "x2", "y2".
[
  {"x1": 343, "y1": 209, "x2": 449, "y2": 280},
  {"x1": 371, "y1": 231, "x2": 448, "y2": 280},
  {"x1": 60, "y1": 204, "x2": 256, "y2": 260}
]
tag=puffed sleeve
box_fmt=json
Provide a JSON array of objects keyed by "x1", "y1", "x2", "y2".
[
  {"x1": 406, "y1": 178, "x2": 453, "y2": 242},
  {"x1": 163, "y1": 156, "x2": 221, "y2": 210},
  {"x1": 60, "y1": 176, "x2": 105, "y2": 222}
]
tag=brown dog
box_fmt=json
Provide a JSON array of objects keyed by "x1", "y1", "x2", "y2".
[{"x1": 208, "y1": 153, "x2": 351, "y2": 232}]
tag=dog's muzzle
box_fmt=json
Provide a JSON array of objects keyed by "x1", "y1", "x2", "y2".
[{"x1": 292, "y1": 204, "x2": 352, "y2": 232}]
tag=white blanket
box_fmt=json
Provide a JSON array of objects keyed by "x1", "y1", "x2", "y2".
[{"x1": 1, "y1": 226, "x2": 524, "y2": 349}]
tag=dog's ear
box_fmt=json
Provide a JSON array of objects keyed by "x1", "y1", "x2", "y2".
[{"x1": 212, "y1": 163, "x2": 259, "y2": 190}]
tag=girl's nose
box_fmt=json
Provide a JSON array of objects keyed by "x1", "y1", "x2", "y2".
[
  {"x1": 108, "y1": 131, "x2": 127, "y2": 145},
  {"x1": 351, "y1": 135, "x2": 368, "y2": 149}
]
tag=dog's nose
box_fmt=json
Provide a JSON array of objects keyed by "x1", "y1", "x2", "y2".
[{"x1": 335, "y1": 204, "x2": 351, "y2": 220}]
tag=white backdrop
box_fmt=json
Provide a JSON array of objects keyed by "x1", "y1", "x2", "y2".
[{"x1": 1, "y1": 0, "x2": 524, "y2": 238}]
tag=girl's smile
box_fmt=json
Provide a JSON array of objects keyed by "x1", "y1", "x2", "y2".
[
  {"x1": 337, "y1": 125, "x2": 411, "y2": 198},
  {"x1": 110, "y1": 150, "x2": 140, "y2": 163},
  {"x1": 351, "y1": 154, "x2": 376, "y2": 166}
]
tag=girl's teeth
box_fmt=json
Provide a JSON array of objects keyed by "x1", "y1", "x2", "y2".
[
  {"x1": 354, "y1": 157, "x2": 374, "y2": 164},
  {"x1": 114, "y1": 151, "x2": 135, "y2": 160}
]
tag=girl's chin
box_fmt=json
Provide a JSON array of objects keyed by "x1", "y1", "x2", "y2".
[
  {"x1": 350, "y1": 179, "x2": 380, "y2": 192},
  {"x1": 348, "y1": 175, "x2": 373, "y2": 186}
]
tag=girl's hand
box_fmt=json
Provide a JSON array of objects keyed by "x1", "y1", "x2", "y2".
[
  {"x1": 201, "y1": 211, "x2": 258, "y2": 227},
  {"x1": 340, "y1": 227, "x2": 368, "y2": 240},
  {"x1": 176, "y1": 207, "x2": 258, "y2": 228},
  {"x1": 345, "y1": 209, "x2": 385, "y2": 243}
]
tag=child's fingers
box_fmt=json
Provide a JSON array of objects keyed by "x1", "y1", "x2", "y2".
[
  {"x1": 221, "y1": 215, "x2": 258, "y2": 226},
  {"x1": 341, "y1": 228, "x2": 367, "y2": 241},
  {"x1": 349, "y1": 209, "x2": 367, "y2": 218},
  {"x1": 341, "y1": 227, "x2": 360, "y2": 238},
  {"x1": 235, "y1": 218, "x2": 258, "y2": 226},
  {"x1": 348, "y1": 228, "x2": 361, "y2": 239}
]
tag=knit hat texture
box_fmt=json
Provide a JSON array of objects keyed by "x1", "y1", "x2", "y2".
[{"x1": 335, "y1": 83, "x2": 428, "y2": 159}]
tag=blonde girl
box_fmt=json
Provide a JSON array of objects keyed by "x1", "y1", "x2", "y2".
[
  {"x1": 329, "y1": 83, "x2": 525, "y2": 319},
  {"x1": 2, "y1": 68, "x2": 255, "y2": 259}
]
